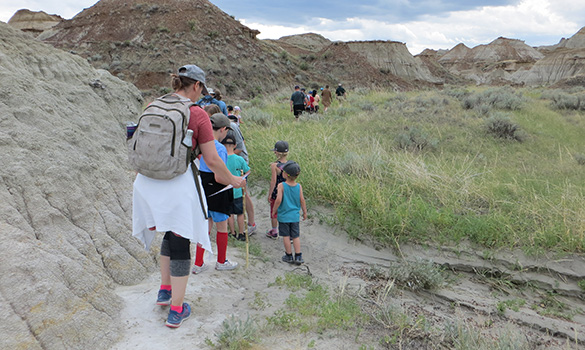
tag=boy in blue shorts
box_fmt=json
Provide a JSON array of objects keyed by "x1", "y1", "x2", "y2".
[
  {"x1": 271, "y1": 161, "x2": 307, "y2": 265},
  {"x1": 193, "y1": 113, "x2": 238, "y2": 273},
  {"x1": 221, "y1": 130, "x2": 251, "y2": 241}
]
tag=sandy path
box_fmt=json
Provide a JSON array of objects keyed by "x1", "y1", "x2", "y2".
[{"x1": 111, "y1": 185, "x2": 585, "y2": 349}]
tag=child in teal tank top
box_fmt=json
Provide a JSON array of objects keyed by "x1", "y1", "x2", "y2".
[{"x1": 271, "y1": 161, "x2": 307, "y2": 265}]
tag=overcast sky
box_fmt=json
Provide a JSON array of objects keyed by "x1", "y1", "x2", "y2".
[{"x1": 1, "y1": 0, "x2": 584, "y2": 54}]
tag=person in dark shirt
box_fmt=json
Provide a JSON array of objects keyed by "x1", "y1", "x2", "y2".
[{"x1": 289, "y1": 85, "x2": 305, "y2": 120}]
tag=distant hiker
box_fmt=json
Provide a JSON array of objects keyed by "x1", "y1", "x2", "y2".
[
  {"x1": 321, "y1": 85, "x2": 332, "y2": 112},
  {"x1": 221, "y1": 130, "x2": 251, "y2": 241},
  {"x1": 210, "y1": 88, "x2": 228, "y2": 116},
  {"x1": 234, "y1": 106, "x2": 242, "y2": 124},
  {"x1": 290, "y1": 85, "x2": 305, "y2": 120},
  {"x1": 335, "y1": 83, "x2": 346, "y2": 99},
  {"x1": 227, "y1": 112, "x2": 257, "y2": 235},
  {"x1": 311, "y1": 90, "x2": 320, "y2": 113},
  {"x1": 272, "y1": 161, "x2": 307, "y2": 265},
  {"x1": 267, "y1": 140, "x2": 289, "y2": 238},
  {"x1": 301, "y1": 88, "x2": 311, "y2": 112},
  {"x1": 196, "y1": 88, "x2": 225, "y2": 114},
  {"x1": 132, "y1": 64, "x2": 245, "y2": 328},
  {"x1": 193, "y1": 113, "x2": 239, "y2": 274}
]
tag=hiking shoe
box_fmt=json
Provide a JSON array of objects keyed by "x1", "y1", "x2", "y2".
[
  {"x1": 216, "y1": 259, "x2": 238, "y2": 271},
  {"x1": 247, "y1": 223, "x2": 257, "y2": 236},
  {"x1": 165, "y1": 303, "x2": 191, "y2": 328},
  {"x1": 156, "y1": 289, "x2": 172, "y2": 306},
  {"x1": 294, "y1": 255, "x2": 304, "y2": 265},
  {"x1": 192, "y1": 263, "x2": 209, "y2": 275},
  {"x1": 236, "y1": 233, "x2": 246, "y2": 241},
  {"x1": 266, "y1": 229, "x2": 278, "y2": 239},
  {"x1": 282, "y1": 254, "x2": 294, "y2": 264}
]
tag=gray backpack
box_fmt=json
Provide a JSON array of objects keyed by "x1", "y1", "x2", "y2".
[{"x1": 128, "y1": 93, "x2": 194, "y2": 180}]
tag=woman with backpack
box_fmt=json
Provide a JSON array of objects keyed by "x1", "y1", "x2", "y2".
[{"x1": 132, "y1": 64, "x2": 245, "y2": 328}]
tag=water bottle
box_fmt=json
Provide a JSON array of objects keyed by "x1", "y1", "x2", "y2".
[{"x1": 182, "y1": 129, "x2": 193, "y2": 148}]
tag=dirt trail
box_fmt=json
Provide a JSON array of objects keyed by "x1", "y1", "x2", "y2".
[{"x1": 111, "y1": 185, "x2": 585, "y2": 349}]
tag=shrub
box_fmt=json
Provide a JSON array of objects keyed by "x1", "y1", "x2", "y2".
[
  {"x1": 188, "y1": 19, "x2": 197, "y2": 31},
  {"x1": 159, "y1": 87, "x2": 172, "y2": 94},
  {"x1": 244, "y1": 107, "x2": 272, "y2": 126},
  {"x1": 386, "y1": 258, "x2": 445, "y2": 290},
  {"x1": 299, "y1": 62, "x2": 309, "y2": 71},
  {"x1": 215, "y1": 315, "x2": 258, "y2": 349},
  {"x1": 485, "y1": 113, "x2": 526, "y2": 142},
  {"x1": 157, "y1": 25, "x2": 170, "y2": 33},
  {"x1": 549, "y1": 91, "x2": 585, "y2": 110},
  {"x1": 395, "y1": 127, "x2": 437, "y2": 152},
  {"x1": 574, "y1": 154, "x2": 585, "y2": 165},
  {"x1": 461, "y1": 87, "x2": 525, "y2": 112}
]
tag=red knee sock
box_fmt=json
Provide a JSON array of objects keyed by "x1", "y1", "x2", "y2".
[
  {"x1": 216, "y1": 231, "x2": 228, "y2": 264},
  {"x1": 194, "y1": 243, "x2": 205, "y2": 267}
]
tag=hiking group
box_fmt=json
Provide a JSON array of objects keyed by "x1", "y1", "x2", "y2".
[
  {"x1": 128, "y1": 64, "x2": 307, "y2": 328},
  {"x1": 289, "y1": 83, "x2": 346, "y2": 119}
]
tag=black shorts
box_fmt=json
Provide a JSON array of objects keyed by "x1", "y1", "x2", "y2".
[
  {"x1": 231, "y1": 197, "x2": 244, "y2": 215},
  {"x1": 278, "y1": 222, "x2": 300, "y2": 238},
  {"x1": 200, "y1": 171, "x2": 233, "y2": 214},
  {"x1": 293, "y1": 104, "x2": 304, "y2": 117}
]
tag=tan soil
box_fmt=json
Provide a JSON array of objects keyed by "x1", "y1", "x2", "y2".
[{"x1": 111, "y1": 183, "x2": 585, "y2": 349}]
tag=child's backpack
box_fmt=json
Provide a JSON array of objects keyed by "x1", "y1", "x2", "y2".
[{"x1": 128, "y1": 93, "x2": 194, "y2": 180}]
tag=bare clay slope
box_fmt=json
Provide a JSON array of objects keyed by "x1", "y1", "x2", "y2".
[
  {"x1": 0, "y1": 22, "x2": 151, "y2": 350},
  {"x1": 38, "y1": 0, "x2": 300, "y2": 99}
]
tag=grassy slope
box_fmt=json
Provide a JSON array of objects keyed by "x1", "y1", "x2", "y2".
[{"x1": 240, "y1": 87, "x2": 585, "y2": 254}]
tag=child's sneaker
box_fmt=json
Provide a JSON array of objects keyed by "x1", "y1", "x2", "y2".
[
  {"x1": 281, "y1": 254, "x2": 294, "y2": 263},
  {"x1": 247, "y1": 223, "x2": 257, "y2": 236},
  {"x1": 266, "y1": 229, "x2": 278, "y2": 239},
  {"x1": 156, "y1": 288, "x2": 172, "y2": 306},
  {"x1": 294, "y1": 255, "x2": 304, "y2": 265},
  {"x1": 236, "y1": 233, "x2": 246, "y2": 241},
  {"x1": 165, "y1": 303, "x2": 191, "y2": 328},
  {"x1": 216, "y1": 260, "x2": 238, "y2": 271},
  {"x1": 192, "y1": 263, "x2": 209, "y2": 274}
]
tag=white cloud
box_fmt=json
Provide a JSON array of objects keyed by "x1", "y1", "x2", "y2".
[{"x1": 242, "y1": 0, "x2": 583, "y2": 55}]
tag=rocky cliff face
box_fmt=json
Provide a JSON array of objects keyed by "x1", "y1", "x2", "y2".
[
  {"x1": 346, "y1": 40, "x2": 443, "y2": 84},
  {"x1": 513, "y1": 28, "x2": 585, "y2": 86},
  {"x1": 7, "y1": 9, "x2": 62, "y2": 36},
  {"x1": 437, "y1": 37, "x2": 544, "y2": 84},
  {"x1": 38, "y1": 0, "x2": 297, "y2": 99},
  {"x1": 0, "y1": 22, "x2": 152, "y2": 350}
]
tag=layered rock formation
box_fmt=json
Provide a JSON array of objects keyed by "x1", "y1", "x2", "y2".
[
  {"x1": 37, "y1": 0, "x2": 303, "y2": 99},
  {"x1": 0, "y1": 22, "x2": 152, "y2": 350},
  {"x1": 7, "y1": 9, "x2": 62, "y2": 36},
  {"x1": 346, "y1": 40, "x2": 443, "y2": 84},
  {"x1": 513, "y1": 27, "x2": 585, "y2": 86},
  {"x1": 438, "y1": 37, "x2": 544, "y2": 84}
]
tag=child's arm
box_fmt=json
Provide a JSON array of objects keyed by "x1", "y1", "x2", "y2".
[
  {"x1": 268, "y1": 162, "x2": 277, "y2": 202},
  {"x1": 299, "y1": 184, "x2": 307, "y2": 221},
  {"x1": 272, "y1": 183, "x2": 283, "y2": 217}
]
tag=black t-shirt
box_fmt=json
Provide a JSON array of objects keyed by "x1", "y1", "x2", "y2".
[
  {"x1": 336, "y1": 86, "x2": 346, "y2": 96},
  {"x1": 290, "y1": 90, "x2": 305, "y2": 105}
]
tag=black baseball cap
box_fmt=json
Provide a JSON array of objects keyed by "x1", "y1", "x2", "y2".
[{"x1": 272, "y1": 140, "x2": 289, "y2": 152}]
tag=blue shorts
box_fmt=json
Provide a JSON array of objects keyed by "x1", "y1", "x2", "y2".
[
  {"x1": 278, "y1": 222, "x2": 300, "y2": 239},
  {"x1": 208, "y1": 210, "x2": 229, "y2": 223}
]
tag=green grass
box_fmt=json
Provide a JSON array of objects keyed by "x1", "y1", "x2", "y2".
[
  {"x1": 210, "y1": 315, "x2": 259, "y2": 350},
  {"x1": 240, "y1": 87, "x2": 585, "y2": 253},
  {"x1": 266, "y1": 272, "x2": 366, "y2": 334}
]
